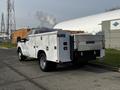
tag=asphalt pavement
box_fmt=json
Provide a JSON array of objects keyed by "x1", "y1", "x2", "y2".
[{"x1": 0, "y1": 48, "x2": 120, "y2": 90}]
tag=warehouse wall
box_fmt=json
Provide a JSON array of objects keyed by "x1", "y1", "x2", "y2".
[
  {"x1": 11, "y1": 28, "x2": 31, "y2": 44},
  {"x1": 102, "y1": 19, "x2": 120, "y2": 50}
]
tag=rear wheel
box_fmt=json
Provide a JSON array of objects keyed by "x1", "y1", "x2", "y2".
[{"x1": 39, "y1": 53, "x2": 56, "y2": 72}]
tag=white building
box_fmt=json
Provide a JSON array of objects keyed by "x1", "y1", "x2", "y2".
[
  {"x1": 102, "y1": 19, "x2": 120, "y2": 50},
  {"x1": 54, "y1": 9, "x2": 120, "y2": 34}
]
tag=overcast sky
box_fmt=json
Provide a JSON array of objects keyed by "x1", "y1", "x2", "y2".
[{"x1": 0, "y1": 0, "x2": 120, "y2": 29}]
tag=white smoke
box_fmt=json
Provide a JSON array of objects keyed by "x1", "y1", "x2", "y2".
[{"x1": 35, "y1": 11, "x2": 57, "y2": 28}]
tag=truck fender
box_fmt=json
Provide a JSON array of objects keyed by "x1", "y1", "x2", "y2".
[
  {"x1": 17, "y1": 47, "x2": 21, "y2": 53},
  {"x1": 37, "y1": 50, "x2": 46, "y2": 58}
]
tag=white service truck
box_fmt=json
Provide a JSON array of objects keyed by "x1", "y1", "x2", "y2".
[{"x1": 17, "y1": 28, "x2": 105, "y2": 71}]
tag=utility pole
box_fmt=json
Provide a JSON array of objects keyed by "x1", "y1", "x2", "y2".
[
  {"x1": 1, "y1": 13, "x2": 5, "y2": 33},
  {"x1": 6, "y1": 0, "x2": 16, "y2": 39},
  {"x1": 6, "y1": 0, "x2": 10, "y2": 35}
]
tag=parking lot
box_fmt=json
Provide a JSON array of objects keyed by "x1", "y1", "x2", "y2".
[{"x1": 0, "y1": 48, "x2": 120, "y2": 90}]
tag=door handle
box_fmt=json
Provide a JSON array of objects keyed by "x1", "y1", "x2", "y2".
[
  {"x1": 46, "y1": 46, "x2": 49, "y2": 51},
  {"x1": 34, "y1": 46, "x2": 38, "y2": 48},
  {"x1": 36, "y1": 46, "x2": 38, "y2": 48}
]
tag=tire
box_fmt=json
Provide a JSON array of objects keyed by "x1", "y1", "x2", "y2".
[
  {"x1": 18, "y1": 49, "x2": 26, "y2": 61},
  {"x1": 39, "y1": 53, "x2": 56, "y2": 72}
]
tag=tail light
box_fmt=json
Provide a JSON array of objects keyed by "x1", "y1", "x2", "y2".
[
  {"x1": 64, "y1": 47, "x2": 68, "y2": 50},
  {"x1": 63, "y1": 42, "x2": 68, "y2": 50},
  {"x1": 63, "y1": 42, "x2": 67, "y2": 45}
]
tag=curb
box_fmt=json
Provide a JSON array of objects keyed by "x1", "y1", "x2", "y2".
[
  {"x1": 88, "y1": 62, "x2": 120, "y2": 72},
  {"x1": 0, "y1": 47, "x2": 16, "y2": 49},
  {"x1": 0, "y1": 47, "x2": 9, "y2": 49}
]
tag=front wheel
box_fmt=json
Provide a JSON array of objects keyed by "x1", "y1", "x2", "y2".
[{"x1": 18, "y1": 49, "x2": 26, "y2": 61}]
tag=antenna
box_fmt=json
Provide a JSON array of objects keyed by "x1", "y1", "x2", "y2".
[
  {"x1": 1, "y1": 13, "x2": 5, "y2": 33},
  {"x1": 6, "y1": 0, "x2": 16, "y2": 38}
]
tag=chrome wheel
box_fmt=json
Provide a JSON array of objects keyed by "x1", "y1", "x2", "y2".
[
  {"x1": 40, "y1": 54, "x2": 46, "y2": 70},
  {"x1": 39, "y1": 53, "x2": 57, "y2": 72},
  {"x1": 18, "y1": 52, "x2": 22, "y2": 60},
  {"x1": 18, "y1": 49, "x2": 26, "y2": 61}
]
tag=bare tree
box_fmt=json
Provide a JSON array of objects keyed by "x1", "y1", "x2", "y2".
[{"x1": 35, "y1": 11, "x2": 57, "y2": 28}]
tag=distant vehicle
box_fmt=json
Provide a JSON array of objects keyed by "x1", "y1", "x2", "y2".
[
  {"x1": 0, "y1": 33, "x2": 8, "y2": 42},
  {"x1": 0, "y1": 37, "x2": 4, "y2": 43},
  {"x1": 17, "y1": 28, "x2": 105, "y2": 72}
]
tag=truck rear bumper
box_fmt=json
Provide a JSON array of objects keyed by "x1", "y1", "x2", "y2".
[{"x1": 73, "y1": 50, "x2": 101, "y2": 61}]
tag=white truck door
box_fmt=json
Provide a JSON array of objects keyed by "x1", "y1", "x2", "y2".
[{"x1": 24, "y1": 36, "x2": 36, "y2": 58}]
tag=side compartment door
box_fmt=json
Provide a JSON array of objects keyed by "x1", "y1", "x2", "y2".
[
  {"x1": 58, "y1": 33, "x2": 71, "y2": 62},
  {"x1": 47, "y1": 34, "x2": 58, "y2": 62}
]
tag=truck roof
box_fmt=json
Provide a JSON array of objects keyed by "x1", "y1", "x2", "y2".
[{"x1": 29, "y1": 27, "x2": 62, "y2": 35}]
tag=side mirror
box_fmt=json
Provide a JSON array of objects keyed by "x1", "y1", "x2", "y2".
[
  {"x1": 22, "y1": 38, "x2": 29, "y2": 42},
  {"x1": 17, "y1": 37, "x2": 21, "y2": 42},
  {"x1": 19, "y1": 38, "x2": 28, "y2": 43}
]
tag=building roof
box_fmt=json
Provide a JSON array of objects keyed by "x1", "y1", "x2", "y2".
[{"x1": 54, "y1": 9, "x2": 120, "y2": 34}]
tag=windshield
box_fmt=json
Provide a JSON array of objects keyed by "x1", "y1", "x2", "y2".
[
  {"x1": 28, "y1": 30, "x2": 35, "y2": 35},
  {"x1": 28, "y1": 28, "x2": 60, "y2": 35}
]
